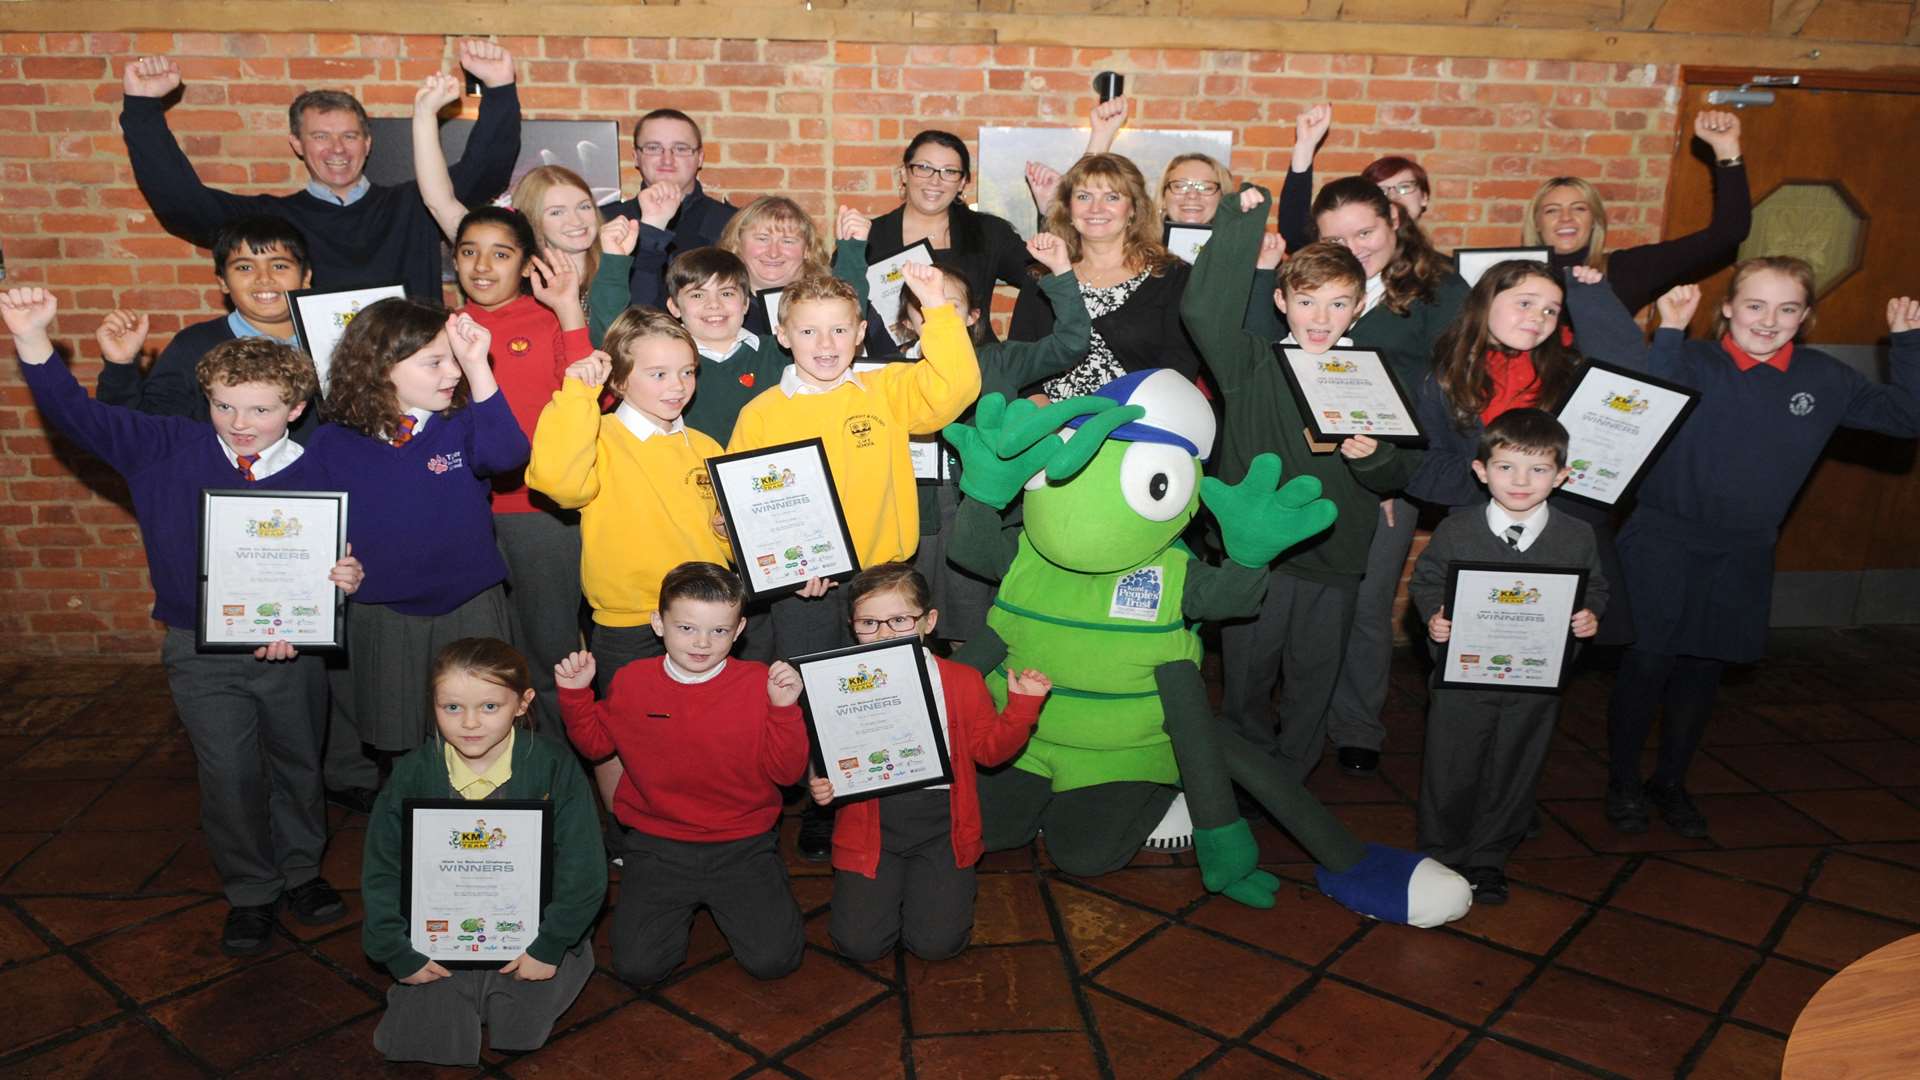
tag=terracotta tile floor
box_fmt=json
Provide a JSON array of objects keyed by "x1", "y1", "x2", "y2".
[{"x1": 2, "y1": 626, "x2": 1918, "y2": 1077}]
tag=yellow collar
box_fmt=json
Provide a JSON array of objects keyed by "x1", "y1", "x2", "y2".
[{"x1": 444, "y1": 729, "x2": 515, "y2": 800}]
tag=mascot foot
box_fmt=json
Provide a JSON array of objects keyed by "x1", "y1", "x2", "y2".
[
  {"x1": 1142, "y1": 792, "x2": 1194, "y2": 854},
  {"x1": 1315, "y1": 844, "x2": 1472, "y2": 927},
  {"x1": 1193, "y1": 820, "x2": 1281, "y2": 909}
]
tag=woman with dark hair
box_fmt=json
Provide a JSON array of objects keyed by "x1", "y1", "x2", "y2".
[
  {"x1": 1361, "y1": 155, "x2": 1431, "y2": 225},
  {"x1": 865, "y1": 130, "x2": 1035, "y2": 331}
]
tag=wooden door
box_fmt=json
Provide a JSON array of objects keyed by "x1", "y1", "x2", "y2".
[{"x1": 1663, "y1": 71, "x2": 1920, "y2": 593}]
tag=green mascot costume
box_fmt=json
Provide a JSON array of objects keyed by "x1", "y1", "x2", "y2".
[{"x1": 947, "y1": 370, "x2": 1471, "y2": 924}]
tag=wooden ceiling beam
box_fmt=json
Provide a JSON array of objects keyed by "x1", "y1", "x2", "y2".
[
  {"x1": 1618, "y1": 0, "x2": 1671, "y2": 30},
  {"x1": 1771, "y1": 0, "x2": 1824, "y2": 35}
]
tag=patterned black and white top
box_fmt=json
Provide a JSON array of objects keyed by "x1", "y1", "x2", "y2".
[{"x1": 1042, "y1": 269, "x2": 1149, "y2": 401}]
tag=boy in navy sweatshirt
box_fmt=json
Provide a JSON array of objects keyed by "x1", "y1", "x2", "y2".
[
  {"x1": 4, "y1": 287, "x2": 366, "y2": 957},
  {"x1": 555, "y1": 562, "x2": 811, "y2": 987}
]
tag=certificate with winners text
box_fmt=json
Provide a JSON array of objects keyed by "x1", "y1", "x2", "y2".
[
  {"x1": 197, "y1": 489, "x2": 347, "y2": 651},
  {"x1": 1277, "y1": 345, "x2": 1424, "y2": 443},
  {"x1": 1436, "y1": 562, "x2": 1588, "y2": 694},
  {"x1": 288, "y1": 283, "x2": 406, "y2": 394},
  {"x1": 402, "y1": 800, "x2": 554, "y2": 969},
  {"x1": 1554, "y1": 361, "x2": 1700, "y2": 508},
  {"x1": 706, "y1": 438, "x2": 860, "y2": 598},
  {"x1": 793, "y1": 637, "x2": 954, "y2": 801}
]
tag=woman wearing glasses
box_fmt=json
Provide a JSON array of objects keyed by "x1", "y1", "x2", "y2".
[
  {"x1": 1362, "y1": 157, "x2": 1431, "y2": 225},
  {"x1": 864, "y1": 130, "x2": 1036, "y2": 334}
]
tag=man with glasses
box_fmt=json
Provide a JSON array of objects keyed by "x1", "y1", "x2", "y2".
[{"x1": 609, "y1": 109, "x2": 738, "y2": 295}]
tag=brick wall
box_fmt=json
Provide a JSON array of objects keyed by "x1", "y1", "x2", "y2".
[{"x1": 0, "y1": 30, "x2": 1682, "y2": 655}]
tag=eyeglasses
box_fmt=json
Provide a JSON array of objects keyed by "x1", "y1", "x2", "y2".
[
  {"x1": 638, "y1": 142, "x2": 700, "y2": 158},
  {"x1": 1378, "y1": 181, "x2": 1422, "y2": 198},
  {"x1": 905, "y1": 162, "x2": 966, "y2": 183},
  {"x1": 851, "y1": 613, "x2": 925, "y2": 634},
  {"x1": 1165, "y1": 179, "x2": 1221, "y2": 195}
]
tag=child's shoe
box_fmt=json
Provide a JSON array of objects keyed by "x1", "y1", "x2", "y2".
[
  {"x1": 1642, "y1": 781, "x2": 1709, "y2": 839},
  {"x1": 285, "y1": 877, "x2": 347, "y2": 926},
  {"x1": 1465, "y1": 866, "x2": 1509, "y2": 906},
  {"x1": 222, "y1": 903, "x2": 278, "y2": 956},
  {"x1": 797, "y1": 803, "x2": 835, "y2": 863},
  {"x1": 1604, "y1": 782, "x2": 1650, "y2": 835}
]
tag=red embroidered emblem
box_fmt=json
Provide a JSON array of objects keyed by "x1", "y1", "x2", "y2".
[
  {"x1": 739, "y1": 372, "x2": 755, "y2": 388},
  {"x1": 427, "y1": 455, "x2": 450, "y2": 474},
  {"x1": 508, "y1": 337, "x2": 532, "y2": 355}
]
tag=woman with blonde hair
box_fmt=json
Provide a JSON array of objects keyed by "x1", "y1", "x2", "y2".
[
  {"x1": 1009, "y1": 152, "x2": 1198, "y2": 398},
  {"x1": 1524, "y1": 110, "x2": 1749, "y2": 313},
  {"x1": 512, "y1": 165, "x2": 602, "y2": 303}
]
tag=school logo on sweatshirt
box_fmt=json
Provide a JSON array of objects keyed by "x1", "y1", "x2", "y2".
[
  {"x1": 508, "y1": 337, "x2": 532, "y2": 355},
  {"x1": 426, "y1": 451, "x2": 464, "y2": 475},
  {"x1": 739, "y1": 372, "x2": 756, "y2": 388},
  {"x1": 846, "y1": 413, "x2": 882, "y2": 448},
  {"x1": 1789, "y1": 392, "x2": 1815, "y2": 417}
]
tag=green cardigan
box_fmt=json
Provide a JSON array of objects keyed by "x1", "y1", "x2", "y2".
[
  {"x1": 362, "y1": 730, "x2": 608, "y2": 980},
  {"x1": 1183, "y1": 187, "x2": 1422, "y2": 585}
]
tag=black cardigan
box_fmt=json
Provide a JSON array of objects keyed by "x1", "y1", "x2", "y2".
[
  {"x1": 866, "y1": 204, "x2": 1035, "y2": 315},
  {"x1": 1007, "y1": 259, "x2": 1200, "y2": 386}
]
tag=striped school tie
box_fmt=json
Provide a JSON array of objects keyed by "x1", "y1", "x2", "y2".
[
  {"x1": 1503, "y1": 523, "x2": 1525, "y2": 548},
  {"x1": 391, "y1": 415, "x2": 418, "y2": 447},
  {"x1": 236, "y1": 453, "x2": 261, "y2": 481}
]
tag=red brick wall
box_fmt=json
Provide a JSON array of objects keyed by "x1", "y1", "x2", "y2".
[{"x1": 0, "y1": 31, "x2": 1682, "y2": 655}]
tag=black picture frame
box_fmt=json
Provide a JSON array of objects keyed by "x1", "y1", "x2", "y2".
[
  {"x1": 197, "y1": 489, "x2": 349, "y2": 653},
  {"x1": 791, "y1": 636, "x2": 955, "y2": 803},
  {"x1": 1452, "y1": 246, "x2": 1551, "y2": 288},
  {"x1": 1552, "y1": 359, "x2": 1702, "y2": 509},
  {"x1": 755, "y1": 287, "x2": 784, "y2": 329},
  {"x1": 705, "y1": 437, "x2": 861, "y2": 599},
  {"x1": 400, "y1": 799, "x2": 555, "y2": 971},
  {"x1": 287, "y1": 283, "x2": 407, "y2": 394},
  {"x1": 1274, "y1": 344, "x2": 1426, "y2": 446},
  {"x1": 1435, "y1": 560, "x2": 1589, "y2": 695},
  {"x1": 1162, "y1": 221, "x2": 1213, "y2": 264}
]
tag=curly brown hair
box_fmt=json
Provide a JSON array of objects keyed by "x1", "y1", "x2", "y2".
[
  {"x1": 322, "y1": 297, "x2": 465, "y2": 438},
  {"x1": 1046, "y1": 153, "x2": 1179, "y2": 277},
  {"x1": 195, "y1": 337, "x2": 318, "y2": 407}
]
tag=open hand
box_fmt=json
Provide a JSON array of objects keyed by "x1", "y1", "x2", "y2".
[
  {"x1": 554, "y1": 650, "x2": 596, "y2": 691},
  {"x1": 767, "y1": 660, "x2": 803, "y2": 707},
  {"x1": 1656, "y1": 284, "x2": 1701, "y2": 330},
  {"x1": 1201, "y1": 452, "x2": 1337, "y2": 569},
  {"x1": 458, "y1": 39, "x2": 516, "y2": 88},
  {"x1": 529, "y1": 249, "x2": 580, "y2": 312},
  {"x1": 1888, "y1": 296, "x2": 1920, "y2": 334},
  {"x1": 1026, "y1": 232, "x2": 1072, "y2": 276},
  {"x1": 122, "y1": 55, "x2": 182, "y2": 98},
  {"x1": 1006, "y1": 668, "x2": 1052, "y2": 698},
  {"x1": 96, "y1": 310, "x2": 149, "y2": 365}
]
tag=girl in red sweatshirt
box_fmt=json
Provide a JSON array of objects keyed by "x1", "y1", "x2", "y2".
[{"x1": 809, "y1": 563, "x2": 1049, "y2": 963}]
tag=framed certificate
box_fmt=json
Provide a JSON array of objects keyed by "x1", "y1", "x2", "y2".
[
  {"x1": 706, "y1": 438, "x2": 861, "y2": 598},
  {"x1": 866, "y1": 240, "x2": 936, "y2": 346},
  {"x1": 1554, "y1": 360, "x2": 1700, "y2": 508},
  {"x1": 1276, "y1": 345, "x2": 1424, "y2": 443},
  {"x1": 1453, "y1": 246, "x2": 1549, "y2": 289},
  {"x1": 1163, "y1": 222, "x2": 1212, "y2": 264},
  {"x1": 1436, "y1": 562, "x2": 1588, "y2": 694},
  {"x1": 792, "y1": 637, "x2": 954, "y2": 801},
  {"x1": 755, "y1": 287, "x2": 784, "y2": 329},
  {"x1": 289, "y1": 284, "x2": 407, "y2": 394},
  {"x1": 198, "y1": 489, "x2": 348, "y2": 652},
  {"x1": 910, "y1": 436, "x2": 948, "y2": 484},
  {"x1": 401, "y1": 800, "x2": 554, "y2": 970}
]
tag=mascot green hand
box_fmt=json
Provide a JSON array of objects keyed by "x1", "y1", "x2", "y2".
[{"x1": 945, "y1": 371, "x2": 1472, "y2": 927}]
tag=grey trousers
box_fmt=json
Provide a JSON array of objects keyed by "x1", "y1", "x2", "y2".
[
  {"x1": 321, "y1": 652, "x2": 378, "y2": 790},
  {"x1": 588, "y1": 622, "x2": 666, "y2": 696},
  {"x1": 1417, "y1": 688, "x2": 1560, "y2": 870},
  {"x1": 373, "y1": 939, "x2": 594, "y2": 1066},
  {"x1": 160, "y1": 629, "x2": 328, "y2": 907},
  {"x1": 915, "y1": 483, "x2": 995, "y2": 643},
  {"x1": 610, "y1": 829, "x2": 804, "y2": 986},
  {"x1": 1324, "y1": 498, "x2": 1417, "y2": 752},
  {"x1": 495, "y1": 509, "x2": 584, "y2": 729},
  {"x1": 978, "y1": 765, "x2": 1176, "y2": 878},
  {"x1": 830, "y1": 788, "x2": 976, "y2": 962},
  {"x1": 767, "y1": 584, "x2": 852, "y2": 661},
  {"x1": 348, "y1": 585, "x2": 513, "y2": 752},
  {"x1": 1219, "y1": 571, "x2": 1358, "y2": 785}
]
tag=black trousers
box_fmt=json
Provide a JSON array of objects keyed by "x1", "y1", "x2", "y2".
[
  {"x1": 610, "y1": 829, "x2": 803, "y2": 986},
  {"x1": 1605, "y1": 647, "x2": 1725, "y2": 789},
  {"x1": 1417, "y1": 688, "x2": 1560, "y2": 870}
]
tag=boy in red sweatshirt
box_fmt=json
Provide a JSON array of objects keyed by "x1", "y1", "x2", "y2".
[{"x1": 556, "y1": 562, "x2": 808, "y2": 985}]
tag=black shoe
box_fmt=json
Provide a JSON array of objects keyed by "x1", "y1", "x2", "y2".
[
  {"x1": 1467, "y1": 866, "x2": 1510, "y2": 905},
  {"x1": 797, "y1": 804, "x2": 835, "y2": 863},
  {"x1": 222, "y1": 903, "x2": 278, "y2": 956},
  {"x1": 1336, "y1": 746, "x2": 1380, "y2": 776},
  {"x1": 1643, "y1": 781, "x2": 1709, "y2": 839},
  {"x1": 1604, "y1": 782, "x2": 1650, "y2": 835},
  {"x1": 325, "y1": 786, "x2": 379, "y2": 815},
  {"x1": 284, "y1": 877, "x2": 347, "y2": 926}
]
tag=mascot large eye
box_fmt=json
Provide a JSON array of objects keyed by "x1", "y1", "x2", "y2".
[{"x1": 1118, "y1": 442, "x2": 1195, "y2": 521}]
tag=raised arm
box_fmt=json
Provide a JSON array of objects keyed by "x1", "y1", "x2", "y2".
[
  {"x1": 1602, "y1": 112, "x2": 1749, "y2": 313},
  {"x1": 884, "y1": 265, "x2": 982, "y2": 432},
  {"x1": 527, "y1": 355, "x2": 612, "y2": 509},
  {"x1": 1181, "y1": 186, "x2": 1272, "y2": 393},
  {"x1": 411, "y1": 72, "x2": 467, "y2": 242},
  {"x1": 981, "y1": 235, "x2": 1089, "y2": 397},
  {"x1": 445, "y1": 40, "x2": 521, "y2": 204},
  {"x1": 119, "y1": 56, "x2": 276, "y2": 244},
  {"x1": 1564, "y1": 265, "x2": 1650, "y2": 370},
  {"x1": 1276, "y1": 104, "x2": 1330, "y2": 252},
  {"x1": 588, "y1": 219, "x2": 639, "y2": 346},
  {"x1": 1084, "y1": 96, "x2": 1129, "y2": 156},
  {"x1": 1840, "y1": 298, "x2": 1920, "y2": 437}
]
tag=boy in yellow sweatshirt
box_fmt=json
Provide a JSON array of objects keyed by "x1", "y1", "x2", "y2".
[{"x1": 727, "y1": 264, "x2": 981, "y2": 658}]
